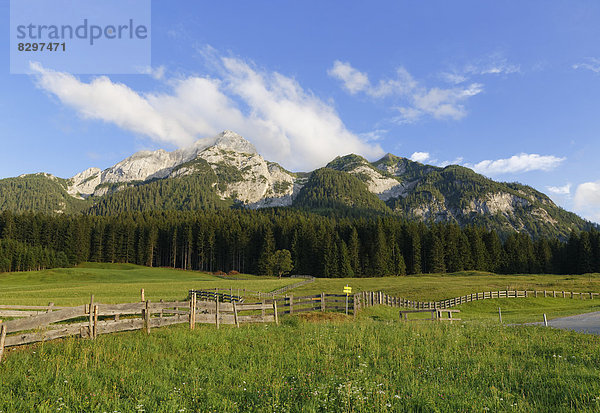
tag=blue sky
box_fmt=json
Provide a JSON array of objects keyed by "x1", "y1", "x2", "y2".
[{"x1": 1, "y1": 0, "x2": 600, "y2": 222}]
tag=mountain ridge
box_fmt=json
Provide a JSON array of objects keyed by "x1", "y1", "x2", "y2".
[{"x1": 0, "y1": 130, "x2": 593, "y2": 239}]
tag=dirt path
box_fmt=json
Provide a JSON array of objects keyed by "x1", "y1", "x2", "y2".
[{"x1": 527, "y1": 311, "x2": 600, "y2": 335}]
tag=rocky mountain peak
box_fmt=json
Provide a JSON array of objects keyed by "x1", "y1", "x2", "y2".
[
  {"x1": 67, "y1": 131, "x2": 259, "y2": 198},
  {"x1": 213, "y1": 130, "x2": 258, "y2": 154}
]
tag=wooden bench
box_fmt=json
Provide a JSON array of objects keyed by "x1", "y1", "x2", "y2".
[
  {"x1": 436, "y1": 309, "x2": 460, "y2": 323},
  {"x1": 399, "y1": 309, "x2": 461, "y2": 323},
  {"x1": 399, "y1": 309, "x2": 437, "y2": 321}
]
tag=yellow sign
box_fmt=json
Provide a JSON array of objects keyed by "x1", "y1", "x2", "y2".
[{"x1": 343, "y1": 285, "x2": 352, "y2": 294}]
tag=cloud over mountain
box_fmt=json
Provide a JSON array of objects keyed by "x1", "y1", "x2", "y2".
[
  {"x1": 467, "y1": 153, "x2": 565, "y2": 176},
  {"x1": 30, "y1": 57, "x2": 384, "y2": 171}
]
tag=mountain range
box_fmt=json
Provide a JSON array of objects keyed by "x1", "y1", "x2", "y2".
[{"x1": 0, "y1": 130, "x2": 592, "y2": 239}]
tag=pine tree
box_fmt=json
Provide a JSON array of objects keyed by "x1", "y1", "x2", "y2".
[
  {"x1": 258, "y1": 225, "x2": 275, "y2": 275},
  {"x1": 427, "y1": 230, "x2": 446, "y2": 274},
  {"x1": 347, "y1": 227, "x2": 361, "y2": 276},
  {"x1": 337, "y1": 238, "x2": 354, "y2": 277},
  {"x1": 371, "y1": 222, "x2": 391, "y2": 276}
]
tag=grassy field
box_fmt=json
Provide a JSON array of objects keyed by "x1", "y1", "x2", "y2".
[
  {"x1": 2, "y1": 264, "x2": 600, "y2": 412},
  {"x1": 1, "y1": 314, "x2": 600, "y2": 412},
  {"x1": 0, "y1": 263, "x2": 296, "y2": 306},
  {"x1": 359, "y1": 297, "x2": 600, "y2": 324}
]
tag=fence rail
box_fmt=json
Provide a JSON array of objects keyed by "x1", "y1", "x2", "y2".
[
  {"x1": 354, "y1": 289, "x2": 600, "y2": 312},
  {"x1": 268, "y1": 276, "x2": 315, "y2": 296},
  {"x1": 260, "y1": 293, "x2": 354, "y2": 316},
  {"x1": 188, "y1": 289, "x2": 244, "y2": 303},
  {"x1": 0, "y1": 292, "x2": 280, "y2": 361}
]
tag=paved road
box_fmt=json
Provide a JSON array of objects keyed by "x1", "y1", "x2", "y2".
[{"x1": 527, "y1": 311, "x2": 600, "y2": 335}]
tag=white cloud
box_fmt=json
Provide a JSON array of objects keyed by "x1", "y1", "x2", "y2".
[
  {"x1": 440, "y1": 72, "x2": 468, "y2": 85},
  {"x1": 437, "y1": 156, "x2": 464, "y2": 168},
  {"x1": 439, "y1": 52, "x2": 521, "y2": 89},
  {"x1": 404, "y1": 82, "x2": 483, "y2": 122},
  {"x1": 547, "y1": 183, "x2": 571, "y2": 195},
  {"x1": 30, "y1": 59, "x2": 384, "y2": 171},
  {"x1": 327, "y1": 61, "x2": 370, "y2": 94},
  {"x1": 329, "y1": 61, "x2": 483, "y2": 123},
  {"x1": 328, "y1": 61, "x2": 417, "y2": 98},
  {"x1": 143, "y1": 66, "x2": 166, "y2": 80},
  {"x1": 464, "y1": 59, "x2": 520, "y2": 76},
  {"x1": 440, "y1": 54, "x2": 520, "y2": 85},
  {"x1": 466, "y1": 153, "x2": 566, "y2": 176},
  {"x1": 410, "y1": 151, "x2": 430, "y2": 163},
  {"x1": 358, "y1": 129, "x2": 387, "y2": 141},
  {"x1": 573, "y1": 57, "x2": 600, "y2": 73},
  {"x1": 574, "y1": 181, "x2": 600, "y2": 223}
]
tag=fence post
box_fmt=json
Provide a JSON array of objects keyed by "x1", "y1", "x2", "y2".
[
  {"x1": 0, "y1": 323, "x2": 6, "y2": 363},
  {"x1": 498, "y1": 307, "x2": 502, "y2": 324},
  {"x1": 144, "y1": 301, "x2": 150, "y2": 334},
  {"x1": 289, "y1": 295, "x2": 294, "y2": 315},
  {"x1": 273, "y1": 301, "x2": 279, "y2": 325},
  {"x1": 215, "y1": 299, "x2": 220, "y2": 329},
  {"x1": 141, "y1": 288, "x2": 145, "y2": 302},
  {"x1": 321, "y1": 292, "x2": 325, "y2": 312},
  {"x1": 261, "y1": 300, "x2": 266, "y2": 317},
  {"x1": 88, "y1": 295, "x2": 94, "y2": 340},
  {"x1": 189, "y1": 293, "x2": 196, "y2": 330},
  {"x1": 543, "y1": 313, "x2": 548, "y2": 327},
  {"x1": 93, "y1": 305, "x2": 99, "y2": 339},
  {"x1": 233, "y1": 301, "x2": 240, "y2": 328},
  {"x1": 345, "y1": 293, "x2": 349, "y2": 316}
]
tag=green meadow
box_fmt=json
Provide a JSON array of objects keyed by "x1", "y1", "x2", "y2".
[
  {"x1": 1, "y1": 264, "x2": 600, "y2": 412},
  {"x1": 296, "y1": 272, "x2": 600, "y2": 301},
  {"x1": 0, "y1": 263, "x2": 296, "y2": 306}
]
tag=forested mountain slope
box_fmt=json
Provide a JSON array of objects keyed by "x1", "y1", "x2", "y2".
[{"x1": 0, "y1": 131, "x2": 593, "y2": 239}]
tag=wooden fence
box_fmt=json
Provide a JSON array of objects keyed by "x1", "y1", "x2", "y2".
[
  {"x1": 269, "y1": 276, "x2": 315, "y2": 296},
  {"x1": 3, "y1": 287, "x2": 598, "y2": 361},
  {"x1": 0, "y1": 292, "x2": 278, "y2": 361},
  {"x1": 265, "y1": 293, "x2": 354, "y2": 316},
  {"x1": 355, "y1": 289, "x2": 600, "y2": 312},
  {"x1": 188, "y1": 289, "x2": 244, "y2": 303}
]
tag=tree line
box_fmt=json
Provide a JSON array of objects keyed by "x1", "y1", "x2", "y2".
[
  {"x1": 0, "y1": 209, "x2": 599, "y2": 276},
  {"x1": 0, "y1": 238, "x2": 69, "y2": 273}
]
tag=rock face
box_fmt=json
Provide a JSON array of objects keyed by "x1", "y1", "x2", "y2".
[
  {"x1": 326, "y1": 154, "x2": 407, "y2": 201},
  {"x1": 67, "y1": 131, "x2": 301, "y2": 205},
  {"x1": 467, "y1": 192, "x2": 529, "y2": 216}
]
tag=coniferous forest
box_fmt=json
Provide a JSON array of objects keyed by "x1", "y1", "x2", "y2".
[{"x1": 0, "y1": 209, "x2": 599, "y2": 276}]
